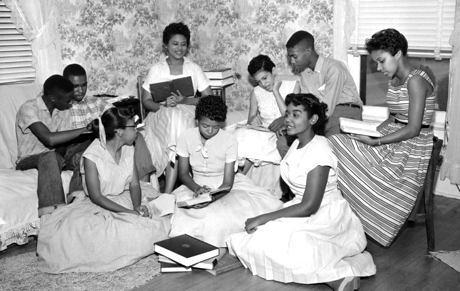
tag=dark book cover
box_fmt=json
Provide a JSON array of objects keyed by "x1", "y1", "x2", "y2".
[
  {"x1": 154, "y1": 234, "x2": 219, "y2": 267},
  {"x1": 149, "y1": 76, "x2": 195, "y2": 102},
  {"x1": 206, "y1": 251, "x2": 243, "y2": 276}
]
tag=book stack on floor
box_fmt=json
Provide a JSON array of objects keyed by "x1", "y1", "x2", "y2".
[
  {"x1": 154, "y1": 234, "x2": 243, "y2": 275},
  {"x1": 204, "y1": 68, "x2": 235, "y2": 88}
]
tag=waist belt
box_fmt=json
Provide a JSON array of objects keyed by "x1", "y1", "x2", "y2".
[
  {"x1": 336, "y1": 103, "x2": 361, "y2": 109},
  {"x1": 395, "y1": 119, "x2": 430, "y2": 128}
]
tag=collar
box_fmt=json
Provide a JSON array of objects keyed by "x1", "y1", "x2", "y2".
[
  {"x1": 37, "y1": 94, "x2": 50, "y2": 111},
  {"x1": 160, "y1": 56, "x2": 191, "y2": 66},
  {"x1": 313, "y1": 55, "x2": 324, "y2": 73}
]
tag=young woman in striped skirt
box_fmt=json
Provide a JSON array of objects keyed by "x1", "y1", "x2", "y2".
[{"x1": 328, "y1": 28, "x2": 436, "y2": 247}]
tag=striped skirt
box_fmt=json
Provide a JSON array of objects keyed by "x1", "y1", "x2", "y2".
[
  {"x1": 328, "y1": 123, "x2": 433, "y2": 247},
  {"x1": 143, "y1": 104, "x2": 196, "y2": 174}
]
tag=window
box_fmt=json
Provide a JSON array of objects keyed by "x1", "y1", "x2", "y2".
[{"x1": 0, "y1": 1, "x2": 35, "y2": 85}]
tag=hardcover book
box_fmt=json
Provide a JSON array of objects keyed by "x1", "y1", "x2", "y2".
[
  {"x1": 176, "y1": 187, "x2": 231, "y2": 208},
  {"x1": 204, "y1": 68, "x2": 233, "y2": 80},
  {"x1": 339, "y1": 117, "x2": 382, "y2": 137},
  {"x1": 209, "y1": 76, "x2": 234, "y2": 87},
  {"x1": 160, "y1": 262, "x2": 192, "y2": 273},
  {"x1": 154, "y1": 234, "x2": 219, "y2": 267},
  {"x1": 205, "y1": 250, "x2": 243, "y2": 276},
  {"x1": 149, "y1": 76, "x2": 195, "y2": 102},
  {"x1": 158, "y1": 255, "x2": 218, "y2": 270}
]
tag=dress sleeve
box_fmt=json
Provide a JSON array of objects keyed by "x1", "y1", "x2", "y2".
[
  {"x1": 176, "y1": 130, "x2": 191, "y2": 158},
  {"x1": 142, "y1": 63, "x2": 162, "y2": 92},
  {"x1": 191, "y1": 63, "x2": 210, "y2": 92},
  {"x1": 225, "y1": 134, "x2": 238, "y2": 163},
  {"x1": 17, "y1": 102, "x2": 40, "y2": 133}
]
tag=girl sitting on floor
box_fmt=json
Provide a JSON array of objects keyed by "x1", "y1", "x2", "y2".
[
  {"x1": 169, "y1": 96, "x2": 283, "y2": 247},
  {"x1": 227, "y1": 94, "x2": 376, "y2": 291}
]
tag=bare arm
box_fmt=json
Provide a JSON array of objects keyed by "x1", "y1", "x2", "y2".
[
  {"x1": 29, "y1": 122, "x2": 88, "y2": 148},
  {"x1": 273, "y1": 81, "x2": 287, "y2": 115},
  {"x1": 177, "y1": 155, "x2": 209, "y2": 194},
  {"x1": 84, "y1": 158, "x2": 138, "y2": 215},
  {"x1": 177, "y1": 86, "x2": 213, "y2": 106},
  {"x1": 247, "y1": 89, "x2": 260, "y2": 125},
  {"x1": 245, "y1": 165, "x2": 329, "y2": 233},
  {"x1": 129, "y1": 159, "x2": 142, "y2": 210},
  {"x1": 141, "y1": 88, "x2": 165, "y2": 112}
]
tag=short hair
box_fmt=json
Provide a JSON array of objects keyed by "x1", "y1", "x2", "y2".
[
  {"x1": 365, "y1": 28, "x2": 408, "y2": 56},
  {"x1": 247, "y1": 55, "x2": 276, "y2": 77},
  {"x1": 92, "y1": 107, "x2": 136, "y2": 141},
  {"x1": 285, "y1": 93, "x2": 328, "y2": 136},
  {"x1": 63, "y1": 64, "x2": 87, "y2": 79},
  {"x1": 43, "y1": 75, "x2": 74, "y2": 97},
  {"x1": 195, "y1": 96, "x2": 227, "y2": 122},
  {"x1": 286, "y1": 30, "x2": 314, "y2": 50},
  {"x1": 163, "y1": 22, "x2": 191, "y2": 46}
]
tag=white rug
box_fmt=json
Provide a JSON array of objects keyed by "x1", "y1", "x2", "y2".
[
  {"x1": 431, "y1": 250, "x2": 460, "y2": 273},
  {"x1": 0, "y1": 252, "x2": 160, "y2": 291}
]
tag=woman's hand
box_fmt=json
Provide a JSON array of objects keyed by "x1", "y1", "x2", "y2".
[
  {"x1": 273, "y1": 80, "x2": 282, "y2": 94},
  {"x1": 171, "y1": 90, "x2": 185, "y2": 104},
  {"x1": 245, "y1": 216, "x2": 262, "y2": 234},
  {"x1": 135, "y1": 205, "x2": 150, "y2": 217},
  {"x1": 165, "y1": 96, "x2": 177, "y2": 107},
  {"x1": 191, "y1": 201, "x2": 212, "y2": 209},
  {"x1": 193, "y1": 185, "x2": 212, "y2": 197},
  {"x1": 348, "y1": 134, "x2": 379, "y2": 146}
]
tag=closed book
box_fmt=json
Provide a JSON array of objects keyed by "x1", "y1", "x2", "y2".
[
  {"x1": 205, "y1": 251, "x2": 243, "y2": 276},
  {"x1": 204, "y1": 68, "x2": 233, "y2": 79},
  {"x1": 339, "y1": 117, "x2": 382, "y2": 137},
  {"x1": 209, "y1": 76, "x2": 234, "y2": 87},
  {"x1": 154, "y1": 234, "x2": 219, "y2": 267},
  {"x1": 158, "y1": 255, "x2": 218, "y2": 270},
  {"x1": 149, "y1": 76, "x2": 195, "y2": 102},
  {"x1": 160, "y1": 262, "x2": 192, "y2": 273},
  {"x1": 176, "y1": 187, "x2": 231, "y2": 208}
]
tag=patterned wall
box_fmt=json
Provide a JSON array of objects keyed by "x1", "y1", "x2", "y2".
[{"x1": 58, "y1": 0, "x2": 333, "y2": 111}]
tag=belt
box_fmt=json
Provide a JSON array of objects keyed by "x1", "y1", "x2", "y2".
[
  {"x1": 395, "y1": 119, "x2": 430, "y2": 129},
  {"x1": 336, "y1": 103, "x2": 361, "y2": 109}
]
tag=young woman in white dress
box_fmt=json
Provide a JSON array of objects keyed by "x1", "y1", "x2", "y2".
[
  {"x1": 227, "y1": 94, "x2": 376, "y2": 291},
  {"x1": 234, "y1": 54, "x2": 300, "y2": 174},
  {"x1": 141, "y1": 22, "x2": 212, "y2": 193}
]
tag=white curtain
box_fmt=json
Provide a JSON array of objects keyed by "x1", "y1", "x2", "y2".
[
  {"x1": 4, "y1": 0, "x2": 62, "y2": 85},
  {"x1": 440, "y1": 4, "x2": 460, "y2": 184},
  {"x1": 333, "y1": 0, "x2": 355, "y2": 64}
]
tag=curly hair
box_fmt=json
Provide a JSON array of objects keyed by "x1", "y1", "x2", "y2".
[
  {"x1": 365, "y1": 28, "x2": 408, "y2": 56},
  {"x1": 285, "y1": 93, "x2": 328, "y2": 136},
  {"x1": 92, "y1": 107, "x2": 136, "y2": 141},
  {"x1": 247, "y1": 54, "x2": 276, "y2": 77},
  {"x1": 163, "y1": 22, "x2": 191, "y2": 46},
  {"x1": 195, "y1": 96, "x2": 227, "y2": 122}
]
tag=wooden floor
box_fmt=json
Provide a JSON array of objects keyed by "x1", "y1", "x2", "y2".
[{"x1": 2, "y1": 195, "x2": 460, "y2": 291}]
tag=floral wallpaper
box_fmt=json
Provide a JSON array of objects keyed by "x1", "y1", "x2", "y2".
[{"x1": 57, "y1": 0, "x2": 333, "y2": 111}]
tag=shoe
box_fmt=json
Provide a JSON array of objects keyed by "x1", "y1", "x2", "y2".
[{"x1": 327, "y1": 276, "x2": 360, "y2": 291}]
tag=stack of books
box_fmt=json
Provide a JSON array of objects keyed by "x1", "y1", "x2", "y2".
[
  {"x1": 204, "y1": 68, "x2": 235, "y2": 87},
  {"x1": 154, "y1": 234, "x2": 243, "y2": 275}
]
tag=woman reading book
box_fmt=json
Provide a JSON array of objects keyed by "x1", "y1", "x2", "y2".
[
  {"x1": 141, "y1": 22, "x2": 213, "y2": 193},
  {"x1": 37, "y1": 107, "x2": 173, "y2": 273},
  {"x1": 328, "y1": 28, "x2": 436, "y2": 247},
  {"x1": 233, "y1": 55, "x2": 300, "y2": 175},
  {"x1": 227, "y1": 93, "x2": 376, "y2": 291},
  {"x1": 169, "y1": 96, "x2": 283, "y2": 247}
]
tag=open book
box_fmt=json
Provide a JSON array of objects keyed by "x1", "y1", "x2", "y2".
[
  {"x1": 176, "y1": 187, "x2": 231, "y2": 208},
  {"x1": 339, "y1": 117, "x2": 382, "y2": 137},
  {"x1": 149, "y1": 76, "x2": 195, "y2": 102},
  {"x1": 235, "y1": 124, "x2": 271, "y2": 132}
]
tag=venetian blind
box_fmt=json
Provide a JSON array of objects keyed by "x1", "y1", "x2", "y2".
[
  {"x1": 0, "y1": 1, "x2": 35, "y2": 85},
  {"x1": 350, "y1": 0, "x2": 456, "y2": 59}
]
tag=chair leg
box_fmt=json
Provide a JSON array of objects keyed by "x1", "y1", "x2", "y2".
[{"x1": 425, "y1": 187, "x2": 435, "y2": 252}]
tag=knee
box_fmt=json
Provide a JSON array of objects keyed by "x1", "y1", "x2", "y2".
[{"x1": 39, "y1": 151, "x2": 65, "y2": 167}]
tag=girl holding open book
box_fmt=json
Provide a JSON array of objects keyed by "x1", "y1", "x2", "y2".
[
  {"x1": 141, "y1": 22, "x2": 213, "y2": 193},
  {"x1": 169, "y1": 96, "x2": 283, "y2": 247},
  {"x1": 227, "y1": 94, "x2": 376, "y2": 291},
  {"x1": 328, "y1": 28, "x2": 435, "y2": 248}
]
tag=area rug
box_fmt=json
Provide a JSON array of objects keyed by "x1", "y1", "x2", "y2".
[
  {"x1": 0, "y1": 252, "x2": 160, "y2": 291},
  {"x1": 431, "y1": 250, "x2": 460, "y2": 273}
]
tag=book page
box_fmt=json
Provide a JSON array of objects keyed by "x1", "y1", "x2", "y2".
[
  {"x1": 176, "y1": 194, "x2": 212, "y2": 208},
  {"x1": 339, "y1": 118, "x2": 382, "y2": 137}
]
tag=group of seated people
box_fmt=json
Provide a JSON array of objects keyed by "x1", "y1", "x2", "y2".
[{"x1": 14, "y1": 21, "x2": 436, "y2": 291}]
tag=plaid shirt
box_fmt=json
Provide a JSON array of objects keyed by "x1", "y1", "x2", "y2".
[
  {"x1": 16, "y1": 94, "x2": 72, "y2": 161},
  {"x1": 69, "y1": 96, "x2": 113, "y2": 129}
]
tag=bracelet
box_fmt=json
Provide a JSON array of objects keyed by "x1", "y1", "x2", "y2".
[{"x1": 378, "y1": 137, "x2": 382, "y2": 146}]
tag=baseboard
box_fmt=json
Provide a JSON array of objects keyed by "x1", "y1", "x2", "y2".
[{"x1": 434, "y1": 170, "x2": 460, "y2": 199}]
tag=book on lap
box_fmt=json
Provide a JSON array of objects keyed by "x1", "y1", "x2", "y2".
[
  {"x1": 160, "y1": 261, "x2": 192, "y2": 273},
  {"x1": 176, "y1": 187, "x2": 231, "y2": 208},
  {"x1": 158, "y1": 255, "x2": 218, "y2": 270},
  {"x1": 154, "y1": 234, "x2": 219, "y2": 268},
  {"x1": 339, "y1": 117, "x2": 382, "y2": 137},
  {"x1": 149, "y1": 76, "x2": 195, "y2": 102}
]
